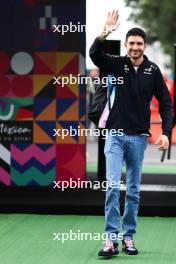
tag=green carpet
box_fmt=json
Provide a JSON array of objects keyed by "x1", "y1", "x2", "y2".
[
  {"x1": 0, "y1": 214, "x2": 176, "y2": 264},
  {"x1": 87, "y1": 162, "x2": 176, "y2": 174}
]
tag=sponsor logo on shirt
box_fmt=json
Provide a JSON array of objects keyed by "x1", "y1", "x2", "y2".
[{"x1": 124, "y1": 64, "x2": 130, "y2": 73}]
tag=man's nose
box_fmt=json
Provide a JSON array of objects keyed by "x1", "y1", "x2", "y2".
[{"x1": 132, "y1": 44, "x2": 139, "y2": 49}]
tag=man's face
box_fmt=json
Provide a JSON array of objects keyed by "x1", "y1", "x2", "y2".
[{"x1": 124, "y1": 35, "x2": 147, "y2": 60}]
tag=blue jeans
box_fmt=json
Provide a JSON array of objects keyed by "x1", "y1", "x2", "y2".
[{"x1": 104, "y1": 132, "x2": 147, "y2": 242}]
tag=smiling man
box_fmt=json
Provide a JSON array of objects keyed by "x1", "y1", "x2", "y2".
[{"x1": 89, "y1": 10, "x2": 173, "y2": 258}]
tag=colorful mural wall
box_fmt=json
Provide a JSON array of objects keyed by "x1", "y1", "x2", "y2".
[{"x1": 0, "y1": 0, "x2": 86, "y2": 186}]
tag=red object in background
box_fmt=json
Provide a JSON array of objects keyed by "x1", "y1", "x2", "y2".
[
  {"x1": 16, "y1": 109, "x2": 33, "y2": 120},
  {"x1": 150, "y1": 78, "x2": 176, "y2": 143},
  {"x1": 56, "y1": 144, "x2": 86, "y2": 184},
  {"x1": 0, "y1": 75, "x2": 33, "y2": 97},
  {"x1": 0, "y1": 52, "x2": 10, "y2": 73}
]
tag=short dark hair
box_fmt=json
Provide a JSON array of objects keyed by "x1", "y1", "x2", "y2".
[{"x1": 126, "y1": 28, "x2": 147, "y2": 43}]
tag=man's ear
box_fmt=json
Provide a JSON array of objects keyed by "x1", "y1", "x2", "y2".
[
  {"x1": 124, "y1": 42, "x2": 127, "y2": 48},
  {"x1": 144, "y1": 43, "x2": 147, "y2": 49}
]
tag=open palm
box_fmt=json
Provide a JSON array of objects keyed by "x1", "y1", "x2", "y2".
[{"x1": 102, "y1": 10, "x2": 120, "y2": 35}]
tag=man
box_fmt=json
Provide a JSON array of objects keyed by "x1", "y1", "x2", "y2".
[{"x1": 89, "y1": 10, "x2": 173, "y2": 258}]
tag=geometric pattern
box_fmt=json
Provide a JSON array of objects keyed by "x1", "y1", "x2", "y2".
[
  {"x1": 0, "y1": 1, "x2": 86, "y2": 186},
  {"x1": 56, "y1": 121, "x2": 86, "y2": 144},
  {"x1": 33, "y1": 121, "x2": 56, "y2": 144},
  {"x1": 57, "y1": 99, "x2": 79, "y2": 121},
  {"x1": 56, "y1": 82, "x2": 79, "y2": 98},
  {"x1": 33, "y1": 75, "x2": 55, "y2": 97},
  {"x1": 0, "y1": 98, "x2": 33, "y2": 120},
  {"x1": 34, "y1": 98, "x2": 56, "y2": 120},
  {"x1": 11, "y1": 144, "x2": 56, "y2": 186},
  {"x1": 56, "y1": 98, "x2": 78, "y2": 120},
  {"x1": 0, "y1": 143, "x2": 11, "y2": 186},
  {"x1": 34, "y1": 52, "x2": 79, "y2": 75}
]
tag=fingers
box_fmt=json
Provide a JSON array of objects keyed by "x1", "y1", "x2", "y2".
[
  {"x1": 112, "y1": 10, "x2": 119, "y2": 22},
  {"x1": 155, "y1": 138, "x2": 160, "y2": 145},
  {"x1": 104, "y1": 10, "x2": 119, "y2": 35},
  {"x1": 154, "y1": 136, "x2": 162, "y2": 146},
  {"x1": 111, "y1": 10, "x2": 115, "y2": 18},
  {"x1": 108, "y1": 10, "x2": 119, "y2": 21},
  {"x1": 115, "y1": 10, "x2": 119, "y2": 21},
  {"x1": 115, "y1": 20, "x2": 120, "y2": 28},
  {"x1": 155, "y1": 138, "x2": 169, "y2": 151},
  {"x1": 161, "y1": 141, "x2": 169, "y2": 150}
]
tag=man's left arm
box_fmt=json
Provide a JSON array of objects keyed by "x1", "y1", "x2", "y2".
[{"x1": 154, "y1": 68, "x2": 173, "y2": 150}]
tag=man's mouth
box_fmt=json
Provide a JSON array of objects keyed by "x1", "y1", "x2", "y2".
[{"x1": 131, "y1": 51, "x2": 142, "y2": 57}]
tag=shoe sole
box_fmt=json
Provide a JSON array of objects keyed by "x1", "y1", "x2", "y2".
[
  {"x1": 98, "y1": 250, "x2": 119, "y2": 258},
  {"x1": 122, "y1": 248, "x2": 138, "y2": 255}
]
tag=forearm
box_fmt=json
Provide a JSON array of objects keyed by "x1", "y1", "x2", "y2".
[
  {"x1": 89, "y1": 37, "x2": 105, "y2": 65},
  {"x1": 89, "y1": 37, "x2": 118, "y2": 73},
  {"x1": 98, "y1": 29, "x2": 110, "y2": 41},
  {"x1": 154, "y1": 69, "x2": 173, "y2": 137},
  {"x1": 160, "y1": 103, "x2": 173, "y2": 137}
]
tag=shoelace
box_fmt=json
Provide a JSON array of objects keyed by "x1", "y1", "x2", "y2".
[
  {"x1": 103, "y1": 240, "x2": 114, "y2": 251},
  {"x1": 125, "y1": 239, "x2": 134, "y2": 248}
]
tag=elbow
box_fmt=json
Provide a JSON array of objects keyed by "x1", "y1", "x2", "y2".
[{"x1": 89, "y1": 48, "x2": 93, "y2": 59}]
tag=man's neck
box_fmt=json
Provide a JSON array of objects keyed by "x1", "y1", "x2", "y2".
[{"x1": 130, "y1": 56, "x2": 144, "y2": 66}]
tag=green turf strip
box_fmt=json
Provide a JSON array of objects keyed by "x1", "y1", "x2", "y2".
[
  {"x1": 0, "y1": 214, "x2": 176, "y2": 264},
  {"x1": 87, "y1": 162, "x2": 176, "y2": 174}
]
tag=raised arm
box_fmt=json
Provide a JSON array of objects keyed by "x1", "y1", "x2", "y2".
[
  {"x1": 89, "y1": 10, "x2": 121, "y2": 72},
  {"x1": 99, "y1": 10, "x2": 120, "y2": 40}
]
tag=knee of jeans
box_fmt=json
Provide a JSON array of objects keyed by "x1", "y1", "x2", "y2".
[
  {"x1": 106, "y1": 187, "x2": 120, "y2": 199},
  {"x1": 126, "y1": 189, "x2": 140, "y2": 202},
  {"x1": 106, "y1": 172, "x2": 120, "y2": 182}
]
